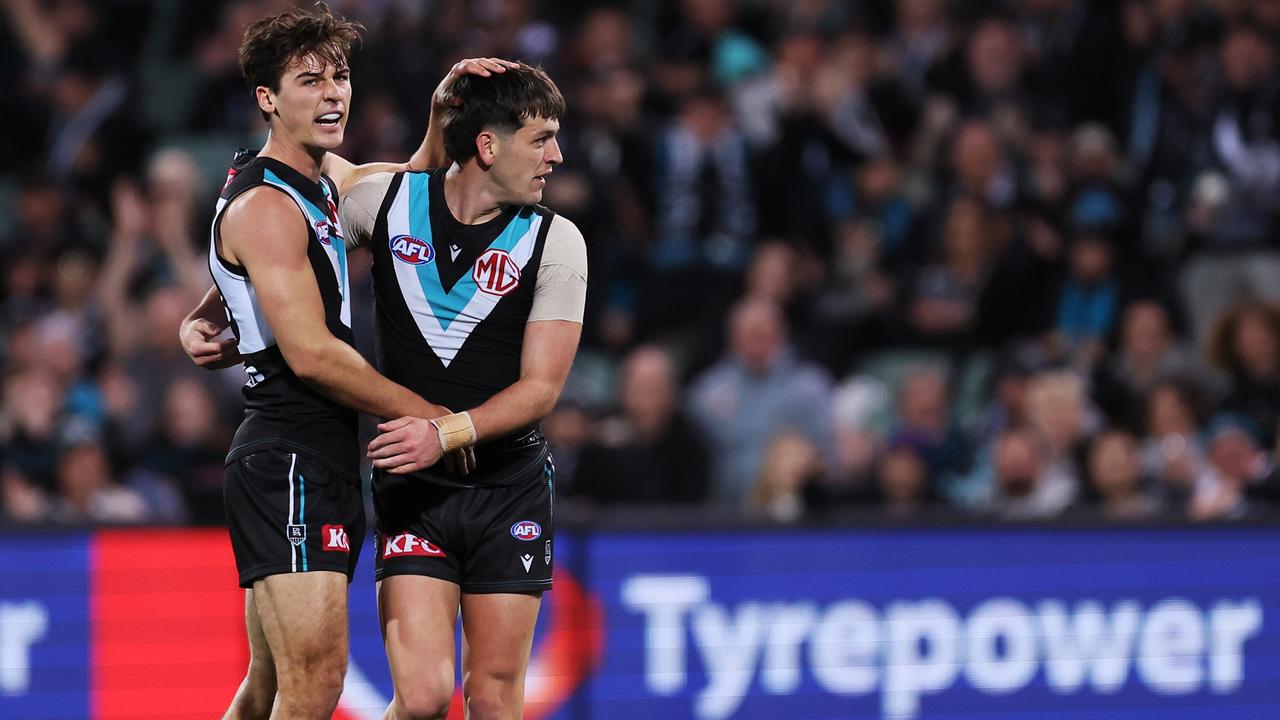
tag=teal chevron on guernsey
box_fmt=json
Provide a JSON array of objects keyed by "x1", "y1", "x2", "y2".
[{"x1": 388, "y1": 172, "x2": 543, "y2": 367}]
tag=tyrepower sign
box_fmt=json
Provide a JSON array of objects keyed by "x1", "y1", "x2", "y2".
[{"x1": 584, "y1": 528, "x2": 1280, "y2": 720}]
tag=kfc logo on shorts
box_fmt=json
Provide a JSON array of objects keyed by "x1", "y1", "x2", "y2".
[
  {"x1": 391, "y1": 234, "x2": 435, "y2": 265},
  {"x1": 473, "y1": 249, "x2": 521, "y2": 296},
  {"x1": 382, "y1": 532, "x2": 446, "y2": 559},
  {"x1": 322, "y1": 524, "x2": 349, "y2": 552},
  {"x1": 510, "y1": 521, "x2": 541, "y2": 541},
  {"x1": 286, "y1": 524, "x2": 306, "y2": 546}
]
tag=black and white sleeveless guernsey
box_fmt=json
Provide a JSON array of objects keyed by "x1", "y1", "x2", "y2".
[
  {"x1": 370, "y1": 168, "x2": 555, "y2": 486},
  {"x1": 208, "y1": 151, "x2": 358, "y2": 474}
]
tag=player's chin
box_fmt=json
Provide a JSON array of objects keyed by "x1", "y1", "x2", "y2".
[{"x1": 312, "y1": 125, "x2": 345, "y2": 149}]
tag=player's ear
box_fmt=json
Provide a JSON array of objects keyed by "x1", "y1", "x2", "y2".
[
  {"x1": 255, "y1": 86, "x2": 277, "y2": 118},
  {"x1": 476, "y1": 130, "x2": 498, "y2": 164}
]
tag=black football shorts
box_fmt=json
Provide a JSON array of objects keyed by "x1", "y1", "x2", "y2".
[
  {"x1": 373, "y1": 454, "x2": 554, "y2": 594},
  {"x1": 224, "y1": 448, "x2": 365, "y2": 588}
]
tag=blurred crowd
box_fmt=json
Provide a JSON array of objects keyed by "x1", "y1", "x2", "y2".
[{"x1": 4, "y1": 0, "x2": 1280, "y2": 526}]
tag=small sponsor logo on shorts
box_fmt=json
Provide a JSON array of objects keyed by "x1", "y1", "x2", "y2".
[
  {"x1": 322, "y1": 524, "x2": 349, "y2": 552},
  {"x1": 545, "y1": 539, "x2": 552, "y2": 566},
  {"x1": 521, "y1": 554, "x2": 534, "y2": 573},
  {"x1": 511, "y1": 520, "x2": 541, "y2": 541},
  {"x1": 382, "y1": 532, "x2": 446, "y2": 559},
  {"x1": 286, "y1": 524, "x2": 306, "y2": 546}
]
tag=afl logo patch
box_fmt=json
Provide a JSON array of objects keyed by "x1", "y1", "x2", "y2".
[
  {"x1": 314, "y1": 220, "x2": 333, "y2": 245},
  {"x1": 391, "y1": 234, "x2": 435, "y2": 265},
  {"x1": 474, "y1": 248, "x2": 521, "y2": 296},
  {"x1": 510, "y1": 520, "x2": 541, "y2": 541}
]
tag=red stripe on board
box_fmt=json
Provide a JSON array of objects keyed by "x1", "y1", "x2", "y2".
[{"x1": 91, "y1": 528, "x2": 248, "y2": 719}]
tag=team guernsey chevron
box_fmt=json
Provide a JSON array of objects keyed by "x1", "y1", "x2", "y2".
[{"x1": 369, "y1": 168, "x2": 557, "y2": 485}]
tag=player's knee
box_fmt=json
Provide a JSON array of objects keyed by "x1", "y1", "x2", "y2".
[
  {"x1": 394, "y1": 687, "x2": 452, "y2": 720},
  {"x1": 393, "y1": 667, "x2": 454, "y2": 720},
  {"x1": 464, "y1": 669, "x2": 522, "y2": 720}
]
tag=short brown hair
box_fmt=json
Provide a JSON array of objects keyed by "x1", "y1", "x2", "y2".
[
  {"x1": 441, "y1": 63, "x2": 566, "y2": 163},
  {"x1": 238, "y1": 3, "x2": 363, "y2": 121}
]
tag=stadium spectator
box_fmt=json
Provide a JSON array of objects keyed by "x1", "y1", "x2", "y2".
[
  {"x1": 1189, "y1": 413, "x2": 1271, "y2": 521},
  {"x1": 1092, "y1": 299, "x2": 1202, "y2": 427},
  {"x1": 573, "y1": 346, "x2": 711, "y2": 505},
  {"x1": 985, "y1": 425, "x2": 1077, "y2": 520},
  {"x1": 689, "y1": 296, "x2": 833, "y2": 505},
  {"x1": 50, "y1": 427, "x2": 147, "y2": 524},
  {"x1": 747, "y1": 431, "x2": 825, "y2": 522},
  {"x1": 873, "y1": 432, "x2": 940, "y2": 519},
  {"x1": 1179, "y1": 23, "x2": 1280, "y2": 341},
  {"x1": 1083, "y1": 429, "x2": 1160, "y2": 521},
  {"x1": 1140, "y1": 377, "x2": 1211, "y2": 514},
  {"x1": 1206, "y1": 301, "x2": 1280, "y2": 445}
]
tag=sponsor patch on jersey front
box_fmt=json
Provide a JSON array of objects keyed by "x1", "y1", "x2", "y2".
[
  {"x1": 473, "y1": 248, "x2": 521, "y2": 296},
  {"x1": 391, "y1": 234, "x2": 436, "y2": 265},
  {"x1": 381, "y1": 532, "x2": 446, "y2": 559}
]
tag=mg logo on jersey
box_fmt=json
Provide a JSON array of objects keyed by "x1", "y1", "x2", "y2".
[
  {"x1": 511, "y1": 520, "x2": 542, "y2": 541},
  {"x1": 474, "y1": 248, "x2": 521, "y2": 296},
  {"x1": 382, "y1": 532, "x2": 446, "y2": 558},
  {"x1": 321, "y1": 524, "x2": 349, "y2": 552},
  {"x1": 391, "y1": 234, "x2": 435, "y2": 265}
]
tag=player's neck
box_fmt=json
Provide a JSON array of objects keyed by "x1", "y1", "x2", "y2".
[
  {"x1": 443, "y1": 163, "x2": 505, "y2": 225},
  {"x1": 260, "y1": 130, "x2": 326, "y2": 184}
]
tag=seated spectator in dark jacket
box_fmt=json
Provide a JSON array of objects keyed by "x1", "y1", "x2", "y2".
[
  {"x1": 572, "y1": 346, "x2": 710, "y2": 505},
  {"x1": 871, "y1": 432, "x2": 942, "y2": 520},
  {"x1": 1092, "y1": 299, "x2": 1202, "y2": 427}
]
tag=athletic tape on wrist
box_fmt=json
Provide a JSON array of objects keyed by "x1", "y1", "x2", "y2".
[{"x1": 431, "y1": 412, "x2": 476, "y2": 452}]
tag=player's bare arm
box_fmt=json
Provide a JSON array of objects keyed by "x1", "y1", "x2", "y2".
[
  {"x1": 223, "y1": 187, "x2": 448, "y2": 428},
  {"x1": 368, "y1": 319, "x2": 581, "y2": 474},
  {"x1": 179, "y1": 283, "x2": 241, "y2": 369}
]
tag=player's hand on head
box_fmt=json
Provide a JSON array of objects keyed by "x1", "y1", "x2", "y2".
[
  {"x1": 369, "y1": 416, "x2": 444, "y2": 474},
  {"x1": 180, "y1": 317, "x2": 241, "y2": 369},
  {"x1": 433, "y1": 57, "x2": 519, "y2": 109}
]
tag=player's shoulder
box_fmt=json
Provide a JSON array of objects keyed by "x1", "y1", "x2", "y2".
[
  {"x1": 541, "y1": 210, "x2": 584, "y2": 244},
  {"x1": 223, "y1": 185, "x2": 307, "y2": 234},
  {"x1": 345, "y1": 171, "x2": 397, "y2": 207}
]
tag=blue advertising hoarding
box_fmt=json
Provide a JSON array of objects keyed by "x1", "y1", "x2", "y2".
[
  {"x1": 0, "y1": 533, "x2": 90, "y2": 720},
  {"x1": 0, "y1": 525, "x2": 1278, "y2": 719},
  {"x1": 584, "y1": 527, "x2": 1280, "y2": 719}
]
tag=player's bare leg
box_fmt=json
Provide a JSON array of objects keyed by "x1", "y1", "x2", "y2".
[
  {"x1": 252, "y1": 571, "x2": 349, "y2": 719},
  {"x1": 459, "y1": 592, "x2": 542, "y2": 720},
  {"x1": 223, "y1": 588, "x2": 277, "y2": 719},
  {"x1": 380, "y1": 575, "x2": 462, "y2": 720}
]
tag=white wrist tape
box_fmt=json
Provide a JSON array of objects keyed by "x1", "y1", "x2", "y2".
[{"x1": 430, "y1": 411, "x2": 477, "y2": 452}]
